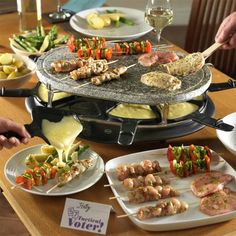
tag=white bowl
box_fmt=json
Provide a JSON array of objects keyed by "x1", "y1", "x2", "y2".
[
  {"x1": 10, "y1": 40, "x2": 43, "y2": 57},
  {"x1": 0, "y1": 54, "x2": 36, "y2": 89},
  {"x1": 216, "y1": 112, "x2": 236, "y2": 156}
]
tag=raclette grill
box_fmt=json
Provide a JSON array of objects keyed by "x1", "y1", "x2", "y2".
[{"x1": 25, "y1": 94, "x2": 216, "y2": 145}]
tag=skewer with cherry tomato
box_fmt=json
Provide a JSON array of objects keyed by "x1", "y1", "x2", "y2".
[{"x1": 67, "y1": 35, "x2": 152, "y2": 60}]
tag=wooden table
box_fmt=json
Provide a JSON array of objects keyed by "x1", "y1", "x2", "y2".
[{"x1": 0, "y1": 10, "x2": 236, "y2": 236}]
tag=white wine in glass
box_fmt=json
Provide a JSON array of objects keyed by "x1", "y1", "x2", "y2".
[{"x1": 145, "y1": 0, "x2": 173, "y2": 43}]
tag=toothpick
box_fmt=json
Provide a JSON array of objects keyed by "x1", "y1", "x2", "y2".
[
  {"x1": 109, "y1": 196, "x2": 121, "y2": 200},
  {"x1": 75, "y1": 82, "x2": 91, "y2": 89},
  {"x1": 46, "y1": 183, "x2": 60, "y2": 194},
  {"x1": 11, "y1": 182, "x2": 23, "y2": 189},
  {"x1": 117, "y1": 212, "x2": 136, "y2": 218},
  {"x1": 127, "y1": 63, "x2": 137, "y2": 69},
  {"x1": 104, "y1": 184, "x2": 113, "y2": 187}
]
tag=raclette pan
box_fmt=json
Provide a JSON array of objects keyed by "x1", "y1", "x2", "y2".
[
  {"x1": 107, "y1": 99, "x2": 234, "y2": 145},
  {"x1": 0, "y1": 82, "x2": 74, "y2": 106},
  {"x1": 0, "y1": 106, "x2": 81, "y2": 144}
]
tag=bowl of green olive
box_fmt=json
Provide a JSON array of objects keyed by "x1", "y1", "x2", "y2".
[{"x1": 0, "y1": 53, "x2": 36, "y2": 88}]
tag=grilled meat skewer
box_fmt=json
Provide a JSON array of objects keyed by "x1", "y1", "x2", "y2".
[
  {"x1": 127, "y1": 185, "x2": 180, "y2": 204},
  {"x1": 117, "y1": 198, "x2": 189, "y2": 220},
  {"x1": 122, "y1": 174, "x2": 170, "y2": 190},
  {"x1": 51, "y1": 58, "x2": 94, "y2": 73},
  {"x1": 116, "y1": 160, "x2": 162, "y2": 181},
  {"x1": 70, "y1": 59, "x2": 108, "y2": 80}
]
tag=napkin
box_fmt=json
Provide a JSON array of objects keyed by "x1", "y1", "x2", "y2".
[{"x1": 62, "y1": 0, "x2": 106, "y2": 13}]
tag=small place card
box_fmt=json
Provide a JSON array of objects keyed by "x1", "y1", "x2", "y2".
[{"x1": 60, "y1": 198, "x2": 112, "y2": 235}]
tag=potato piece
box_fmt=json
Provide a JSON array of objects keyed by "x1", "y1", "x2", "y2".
[
  {"x1": 20, "y1": 67, "x2": 31, "y2": 75},
  {"x1": 0, "y1": 53, "x2": 13, "y2": 65},
  {"x1": 100, "y1": 15, "x2": 111, "y2": 26},
  {"x1": 86, "y1": 13, "x2": 105, "y2": 29},
  {"x1": 0, "y1": 65, "x2": 3, "y2": 71},
  {"x1": 101, "y1": 13, "x2": 125, "y2": 21},
  {"x1": 3, "y1": 65, "x2": 17, "y2": 74},
  {"x1": 0, "y1": 71, "x2": 7, "y2": 80},
  {"x1": 86, "y1": 12, "x2": 99, "y2": 22},
  {"x1": 14, "y1": 59, "x2": 24, "y2": 69},
  {"x1": 7, "y1": 71, "x2": 21, "y2": 79}
]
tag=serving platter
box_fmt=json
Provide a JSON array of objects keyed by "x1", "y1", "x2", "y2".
[
  {"x1": 4, "y1": 144, "x2": 104, "y2": 196},
  {"x1": 69, "y1": 7, "x2": 153, "y2": 40},
  {"x1": 36, "y1": 46, "x2": 212, "y2": 105},
  {"x1": 105, "y1": 147, "x2": 236, "y2": 231}
]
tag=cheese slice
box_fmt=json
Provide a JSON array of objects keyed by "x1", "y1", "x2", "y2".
[
  {"x1": 159, "y1": 52, "x2": 205, "y2": 76},
  {"x1": 141, "y1": 71, "x2": 182, "y2": 91}
]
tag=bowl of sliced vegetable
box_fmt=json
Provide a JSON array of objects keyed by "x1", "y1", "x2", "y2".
[
  {"x1": 9, "y1": 25, "x2": 68, "y2": 57},
  {"x1": 0, "y1": 53, "x2": 36, "y2": 88}
]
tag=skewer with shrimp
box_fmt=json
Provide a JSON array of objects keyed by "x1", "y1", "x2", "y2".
[
  {"x1": 117, "y1": 198, "x2": 189, "y2": 220},
  {"x1": 115, "y1": 160, "x2": 162, "y2": 181},
  {"x1": 104, "y1": 173, "x2": 171, "y2": 190},
  {"x1": 110, "y1": 185, "x2": 180, "y2": 204},
  {"x1": 76, "y1": 63, "x2": 137, "y2": 87},
  {"x1": 51, "y1": 57, "x2": 95, "y2": 73},
  {"x1": 70, "y1": 59, "x2": 109, "y2": 80}
]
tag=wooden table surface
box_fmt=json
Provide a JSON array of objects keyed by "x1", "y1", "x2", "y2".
[{"x1": 0, "y1": 9, "x2": 236, "y2": 236}]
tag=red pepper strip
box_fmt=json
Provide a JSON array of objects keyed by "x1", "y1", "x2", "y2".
[
  {"x1": 134, "y1": 41, "x2": 142, "y2": 54},
  {"x1": 67, "y1": 35, "x2": 76, "y2": 52},
  {"x1": 204, "y1": 155, "x2": 211, "y2": 171},
  {"x1": 34, "y1": 166, "x2": 48, "y2": 185},
  {"x1": 16, "y1": 175, "x2": 33, "y2": 190},
  {"x1": 167, "y1": 144, "x2": 174, "y2": 162},
  {"x1": 204, "y1": 146, "x2": 212, "y2": 160},
  {"x1": 169, "y1": 160, "x2": 176, "y2": 176},
  {"x1": 115, "y1": 43, "x2": 123, "y2": 56}
]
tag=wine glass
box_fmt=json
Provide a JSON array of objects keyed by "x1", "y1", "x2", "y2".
[
  {"x1": 49, "y1": 0, "x2": 71, "y2": 20},
  {"x1": 145, "y1": 0, "x2": 173, "y2": 44}
]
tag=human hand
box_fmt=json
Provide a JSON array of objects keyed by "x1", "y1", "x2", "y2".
[
  {"x1": 0, "y1": 118, "x2": 31, "y2": 150},
  {"x1": 215, "y1": 12, "x2": 236, "y2": 49}
]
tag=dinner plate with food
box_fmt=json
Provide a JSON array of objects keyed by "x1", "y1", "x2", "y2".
[
  {"x1": 105, "y1": 145, "x2": 236, "y2": 231},
  {"x1": 69, "y1": 7, "x2": 153, "y2": 40},
  {"x1": 4, "y1": 143, "x2": 104, "y2": 196}
]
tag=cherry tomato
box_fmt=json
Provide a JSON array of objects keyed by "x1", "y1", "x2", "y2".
[{"x1": 145, "y1": 40, "x2": 152, "y2": 53}]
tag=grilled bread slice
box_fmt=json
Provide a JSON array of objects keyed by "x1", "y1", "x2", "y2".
[
  {"x1": 159, "y1": 52, "x2": 205, "y2": 76},
  {"x1": 141, "y1": 71, "x2": 182, "y2": 91}
]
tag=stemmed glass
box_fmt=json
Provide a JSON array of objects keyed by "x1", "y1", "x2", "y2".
[
  {"x1": 145, "y1": 0, "x2": 173, "y2": 44},
  {"x1": 49, "y1": 0, "x2": 71, "y2": 20}
]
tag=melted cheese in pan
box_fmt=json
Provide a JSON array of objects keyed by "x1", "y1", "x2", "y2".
[
  {"x1": 109, "y1": 102, "x2": 198, "y2": 120},
  {"x1": 168, "y1": 102, "x2": 199, "y2": 119},
  {"x1": 42, "y1": 116, "x2": 83, "y2": 165},
  {"x1": 38, "y1": 83, "x2": 72, "y2": 103},
  {"x1": 109, "y1": 103, "x2": 157, "y2": 119}
]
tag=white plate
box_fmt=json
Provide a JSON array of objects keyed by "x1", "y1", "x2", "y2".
[
  {"x1": 216, "y1": 112, "x2": 236, "y2": 156},
  {"x1": 105, "y1": 148, "x2": 236, "y2": 231},
  {"x1": 4, "y1": 144, "x2": 104, "y2": 196},
  {"x1": 69, "y1": 7, "x2": 153, "y2": 40}
]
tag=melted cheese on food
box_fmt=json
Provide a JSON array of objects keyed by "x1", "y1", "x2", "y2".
[
  {"x1": 38, "y1": 83, "x2": 72, "y2": 102},
  {"x1": 42, "y1": 116, "x2": 83, "y2": 164},
  {"x1": 109, "y1": 103, "x2": 157, "y2": 119},
  {"x1": 168, "y1": 102, "x2": 198, "y2": 119}
]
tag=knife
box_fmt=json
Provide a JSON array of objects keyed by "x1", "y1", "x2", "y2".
[{"x1": 208, "y1": 79, "x2": 236, "y2": 92}]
